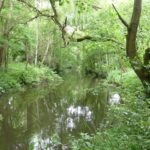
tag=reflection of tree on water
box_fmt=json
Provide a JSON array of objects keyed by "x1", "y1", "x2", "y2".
[
  {"x1": 0, "y1": 96, "x2": 27, "y2": 149},
  {"x1": 0, "y1": 75, "x2": 110, "y2": 149}
]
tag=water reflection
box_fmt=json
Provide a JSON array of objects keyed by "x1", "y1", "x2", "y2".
[
  {"x1": 66, "y1": 106, "x2": 92, "y2": 131},
  {"x1": 0, "y1": 76, "x2": 108, "y2": 149},
  {"x1": 109, "y1": 93, "x2": 121, "y2": 105}
]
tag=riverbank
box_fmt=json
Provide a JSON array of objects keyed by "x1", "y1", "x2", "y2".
[
  {"x1": 0, "y1": 66, "x2": 149, "y2": 149},
  {"x1": 0, "y1": 63, "x2": 62, "y2": 95},
  {"x1": 68, "y1": 69, "x2": 150, "y2": 149}
]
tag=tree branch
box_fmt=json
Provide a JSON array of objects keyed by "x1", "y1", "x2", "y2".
[
  {"x1": 17, "y1": 0, "x2": 53, "y2": 19},
  {"x1": 112, "y1": 4, "x2": 129, "y2": 28},
  {"x1": 49, "y1": 0, "x2": 62, "y2": 28},
  {"x1": 18, "y1": 0, "x2": 68, "y2": 46},
  {"x1": 0, "y1": 0, "x2": 5, "y2": 12},
  {"x1": 76, "y1": 35, "x2": 124, "y2": 49},
  {"x1": 4, "y1": 14, "x2": 40, "y2": 36},
  {"x1": 49, "y1": 0, "x2": 68, "y2": 46},
  {"x1": 76, "y1": 35, "x2": 93, "y2": 42},
  {"x1": 21, "y1": 14, "x2": 39, "y2": 24}
]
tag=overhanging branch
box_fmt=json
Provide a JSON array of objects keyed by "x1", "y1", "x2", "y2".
[
  {"x1": 17, "y1": 0, "x2": 53, "y2": 19},
  {"x1": 22, "y1": 0, "x2": 68, "y2": 46},
  {"x1": 76, "y1": 35, "x2": 124, "y2": 49},
  {"x1": 21, "y1": 14, "x2": 39, "y2": 24},
  {"x1": 4, "y1": 14, "x2": 40, "y2": 35},
  {"x1": 49, "y1": 0, "x2": 68, "y2": 46},
  {"x1": 18, "y1": 0, "x2": 68, "y2": 46}
]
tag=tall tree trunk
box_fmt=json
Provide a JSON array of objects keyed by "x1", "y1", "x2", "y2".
[
  {"x1": 41, "y1": 38, "x2": 51, "y2": 64},
  {"x1": 126, "y1": 0, "x2": 150, "y2": 96},
  {"x1": 0, "y1": 0, "x2": 13, "y2": 71},
  {"x1": 126, "y1": 0, "x2": 142, "y2": 58},
  {"x1": 113, "y1": 0, "x2": 150, "y2": 97},
  {"x1": 0, "y1": 33, "x2": 9, "y2": 71},
  {"x1": 34, "y1": 0, "x2": 40, "y2": 65}
]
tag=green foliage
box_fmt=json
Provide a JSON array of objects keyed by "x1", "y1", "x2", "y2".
[
  {"x1": 69, "y1": 133, "x2": 93, "y2": 150},
  {"x1": 0, "y1": 0, "x2": 150, "y2": 149},
  {"x1": 107, "y1": 69, "x2": 122, "y2": 85},
  {"x1": 0, "y1": 63, "x2": 62, "y2": 94},
  {"x1": 68, "y1": 69, "x2": 150, "y2": 150}
]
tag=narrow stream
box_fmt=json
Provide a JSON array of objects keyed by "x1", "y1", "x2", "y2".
[{"x1": 0, "y1": 74, "x2": 110, "y2": 149}]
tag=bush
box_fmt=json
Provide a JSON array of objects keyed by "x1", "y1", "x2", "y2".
[{"x1": 0, "y1": 63, "x2": 62, "y2": 94}]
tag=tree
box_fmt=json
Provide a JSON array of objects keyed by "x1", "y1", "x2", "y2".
[
  {"x1": 0, "y1": 0, "x2": 13, "y2": 70},
  {"x1": 113, "y1": 0, "x2": 150, "y2": 97}
]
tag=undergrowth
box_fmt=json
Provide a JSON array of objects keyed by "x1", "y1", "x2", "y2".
[
  {"x1": 0, "y1": 63, "x2": 62, "y2": 94},
  {"x1": 68, "y1": 69, "x2": 150, "y2": 150}
]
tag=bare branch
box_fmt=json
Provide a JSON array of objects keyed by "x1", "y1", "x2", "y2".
[
  {"x1": 21, "y1": 14, "x2": 39, "y2": 24},
  {"x1": 49, "y1": 0, "x2": 62, "y2": 28},
  {"x1": 17, "y1": 0, "x2": 53, "y2": 19},
  {"x1": 49, "y1": 0, "x2": 68, "y2": 46},
  {"x1": 18, "y1": 0, "x2": 68, "y2": 46},
  {"x1": 112, "y1": 4, "x2": 129, "y2": 28},
  {"x1": 92, "y1": 5, "x2": 102, "y2": 10},
  {"x1": 3, "y1": 14, "x2": 40, "y2": 36}
]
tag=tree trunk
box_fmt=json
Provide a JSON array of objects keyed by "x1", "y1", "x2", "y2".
[
  {"x1": 0, "y1": 34, "x2": 9, "y2": 71},
  {"x1": 41, "y1": 39, "x2": 51, "y2": 64},
  {"x1": 34, "y1": 0, "x2": 40, "y2": 65},
  {"x1": 126, "y1": 0, "x2": 150, "y2": 96},
  {"x1": 0, "y1": 46, "x2": 4, "y2": 68},
  {"x1": 126, "y1": 0, "x2": 142, "y2": 58},
  {"x1": 0, "y1": 0, "x2": 13, "y2": 71}
]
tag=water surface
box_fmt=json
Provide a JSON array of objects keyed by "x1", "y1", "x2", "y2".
[{"x1": 0, "y1": 75, "x2": 108, "y2": 149}]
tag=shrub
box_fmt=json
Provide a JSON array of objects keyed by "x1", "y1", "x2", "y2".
[{"x1": 0, "y1": 63, "x2": 62, "y2": 94}]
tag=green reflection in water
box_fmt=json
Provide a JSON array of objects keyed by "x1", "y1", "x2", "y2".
[{"x1": 0, "y1": 74, "x2": 108, "y2": 149}]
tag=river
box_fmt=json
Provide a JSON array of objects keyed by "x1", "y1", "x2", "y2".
[{"x1": 0, "y1": 74, "x2": 110, "y2": 150}]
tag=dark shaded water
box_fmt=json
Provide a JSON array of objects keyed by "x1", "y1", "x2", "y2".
[{"x1": 0, "y1": 75, "x2": 109, "y2": 150}]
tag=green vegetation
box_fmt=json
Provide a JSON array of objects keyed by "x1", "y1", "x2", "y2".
[
  {"x1": 0, "y1": 63, "x2": 62, "y2": 94},
  {"x1": 69, "y1": 70, "x2": 150, "y2": 150},
  {"x1": 0, "y1": 0, "x2": 150, "y2": 149}
]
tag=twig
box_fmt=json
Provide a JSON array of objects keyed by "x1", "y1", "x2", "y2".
[{"x1": 21, "y1": 14, "x2": 39, "y2": 24}]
